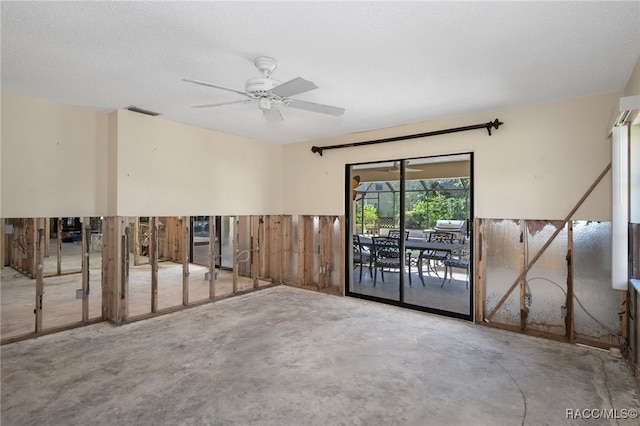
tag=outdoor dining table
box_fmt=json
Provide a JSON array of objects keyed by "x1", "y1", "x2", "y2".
[{"x1": 357, "y1": 236, "x2": 462, "y2": 284}]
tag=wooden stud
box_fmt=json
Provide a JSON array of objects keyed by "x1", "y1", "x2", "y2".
[
  {"x1": 315, "y1": 217, "x2": 321, "y2": 288},
  {"x1": 319, "y1": 217, "x2": 327, "y2": 290},
  {"x1": 304, "y1": 216, "x2": 320, "y2": 285},
  {"x1": 250, "y1": 215, "x2": 258, "y2": 288},
  {"x1": 208, "y1": 215, "x2": 216, "y2": 299},
  {"x1": 281, "y1": 215, "x2": 291, "y2": 284},
  {"x1": 57, "y1": 217, "x2": 62, "y2": 275},
  {"x1": 519, "y1": 220, "x2": 527, "y2": 332},
  {"x1": 273, "y1": 216, "x2": 283, "y2": 284},
  {"x1": 101, "y1": 218, "x2": 111, "y2": 321},
  {"x1": 101, "y1": 216, "x2": 125, "y2": 323},
  {"x1": 44, "y1": 218, "x2": 50, "y2": 258},
  {"x1": 121, "y1": 219, "x2": 130, "y2": 322},
  {"x1": 297, "y1": 216, "x2": 305, "y2": 286},
  {"x1": 150, "y1": 217, "x2": 158, "y2": 313},
  {"x1": 277, "y1": 216, "x2": 283, "y2": 284},
  {"x1": 0, "y1": 218, "x2": 5, "y2": 268},
  {"x1": 233, "y1": 216, "x2": 239, "y2": 293},
  {"x1": 11, "y1": 219, "x2": 19, "y2": 271},
  {"x1": 35, "y1": 218, "x2": 45, "y2": 332},
  {"x1": 620, "y1": 285, "x2": 628, "y2": 351},
  {"x1": 133, "y1": 217, "x2": 140, "y2": 266},
  {"x1": 183, "y1": 216, "x2": 190, "y2": 305},
  {"x1": 486, "y1": 163, "x2": 611, "y2": 321},
  {"x1": 82, "y1": 217, "x2": 89, "y2": 322},
  {"x1": 260, "y1": 215, "x2": 269, "y2": 280},
  {"x1": 29, "y1": 218, "x2": 37, "y2": 278},
  {"x1": 306, "y1": 217, "x2": 316, "y2": 288},
  {"x1": 474, "y1": 218, "x2": 485, "y2": 323},
  {"x1": 318, "y1": 216, "x2": 334, "y2": 290},
  {"x1": 566, "y1": 221, "x2": 574, "y2": 341}
]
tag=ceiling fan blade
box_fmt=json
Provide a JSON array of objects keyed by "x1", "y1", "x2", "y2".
[
  {"x1": 263, "y1": 107, "x2": 283, "y2": 122},
  {"x1": 270, "y1": 77, "x2": 318, "y2": 98},
  {"x1": 192, "y1": 100, "x2": 253, "y2": 108},
  {"x1": 183, "y1": 78, "x2": 253, "y2": 98},
  {"x1": 286, "y1": 99, "x2": 345, "y2": 116}
]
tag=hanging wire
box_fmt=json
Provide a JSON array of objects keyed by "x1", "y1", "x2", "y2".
[{"x1": 523, "y1": 223, "x2": 618, "y2": 336}]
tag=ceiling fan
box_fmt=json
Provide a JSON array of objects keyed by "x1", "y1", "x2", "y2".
[
  {"x1": 183, "y1": 56, "x2": 345, "y2": 122},
  {"x1": 374, "y1": 161, "x2": 422, "y2": 173}
]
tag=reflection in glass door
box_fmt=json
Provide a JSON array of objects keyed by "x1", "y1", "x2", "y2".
[
  {"x1": 191, "y1": 216, "x2": 210, "y2": 266},
  {"x1": 347, "y1": 154, "x2": 473, "y2": 320},
  {"x1": 349, "y1": 161, "x2": 401, "y2": 302}
]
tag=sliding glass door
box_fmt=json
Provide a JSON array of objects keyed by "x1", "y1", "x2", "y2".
[
  {"x1": 347, "y1": 154, "x2": 473, "y2": 320},
  {"x1": 350, "y1": 161, "x2": 401, "y2": 302}
]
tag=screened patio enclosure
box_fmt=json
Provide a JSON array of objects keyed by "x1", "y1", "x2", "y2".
[{"x1": 347, "y1": 154, "x2": 474, "y2": 320}]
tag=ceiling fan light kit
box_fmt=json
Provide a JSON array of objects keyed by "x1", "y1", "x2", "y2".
[{"x1": 184, "y1": 56, "x2": 344, "y2": 122}]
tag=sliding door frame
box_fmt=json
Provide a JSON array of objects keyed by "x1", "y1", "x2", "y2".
[{"x1": 345, "y1": 153, "x2": 474, "y2": 321}]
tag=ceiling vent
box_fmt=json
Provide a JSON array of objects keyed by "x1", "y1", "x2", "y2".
[{"x1": 126, "y1": 106, "x2": 160, "y2": 116}]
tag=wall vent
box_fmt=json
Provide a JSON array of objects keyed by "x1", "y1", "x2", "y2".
[{"x1": 126, "y1": 106, "x2": 160, "y2": 116}]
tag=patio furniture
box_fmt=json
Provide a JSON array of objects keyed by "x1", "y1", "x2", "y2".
[
  {"x1": 442, "y1": 246, "x2": 470, "y2": 289},
  {"x1": 353, "y1": 235, "x2": 372, "y2": 282},
  {"x1": 371, "y1": 236, "x2": 412, "y2": 286},
  {"x1": 358, "y1": 236, "x2": 462, "y2": 285},
  {"x1": 421, "y1": 231, "x2": 455, "y2": 277},
  {"x1": 387, "y1": 229, "x2": 409, "y2": 239}
]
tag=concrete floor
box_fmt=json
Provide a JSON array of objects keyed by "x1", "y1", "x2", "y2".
[
  {"x1": 1, "y1": 262, "x2": 270, "y2": 340},
  {"x1": 2, "y1": 285, "x2": 639, "y2": 425}
]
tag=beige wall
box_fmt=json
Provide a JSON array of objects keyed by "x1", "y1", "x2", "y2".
[
  {"x1": 1, "y1": 94, "x2": 283, "y2": 217},
  {"x1": 283, "y1": 92, "x2": 618, "y2": 220},
  {"x1": 114, "y1": 110, "x2": 282, "y2": 216},
  {"x1": 1, "y1": 93, "x2": 109, "y2": 217},
  {"x1": 0, "y1": 90, "x2": 622, "y2": 220}
]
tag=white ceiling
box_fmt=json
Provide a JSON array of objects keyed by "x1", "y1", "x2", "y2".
[{"x1": 2, "y1": 1, "x2": 639, "y2": 144}]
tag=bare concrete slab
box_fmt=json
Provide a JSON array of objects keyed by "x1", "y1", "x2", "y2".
[{"x1": 2, "y1": 286, "x2": 639, "y2": 425}]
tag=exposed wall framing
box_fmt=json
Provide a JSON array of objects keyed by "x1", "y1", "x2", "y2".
[
  {"x1": 279, "y1": 215, "x2": 343, "y2": 295},
  {"x1": 478, "y1": 218, "x2": 624, "y2": 349},
  {"x1": 3, "y1": 211, "x2": 631, "y2": 361},
  {"x1": 101, "y1": 217, "x2": 127, "y2": 323}
]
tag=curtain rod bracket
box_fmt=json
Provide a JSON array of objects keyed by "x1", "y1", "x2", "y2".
[
  {"x1": 310, "y1": 118, "x2": 504, "y2": 156},
  {"x1": 486, "y1": 118, "x2": 503, "y2": 136}
]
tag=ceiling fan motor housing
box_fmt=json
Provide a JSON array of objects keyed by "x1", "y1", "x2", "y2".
[{"x1": 245, "y1": 77, "x2": 281, "y2": 95}]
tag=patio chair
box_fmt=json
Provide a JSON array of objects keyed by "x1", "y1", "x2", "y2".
[
  {"x1": 442, "y1": 246, "x2": 470, "y2": 289},
  {"x1": 387, "y1": 229, "x2": 409, "y2": 240},
  {"x1": 371, "y1": 236, "x2": 412, "y2": 286},
  {"x1": 421, "y1": 231, "x2": 455, "y2": 277},
  {"x1": 388, "y1": 229, "x2": 423, "y2": 286},
  {"x1": 353, "y1": 235, "x2": 372, "y2": 282}
]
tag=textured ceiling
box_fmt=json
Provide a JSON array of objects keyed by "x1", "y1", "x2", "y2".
[{"x1": 2, "y1": 1, "x2": 639, "y2": 144}]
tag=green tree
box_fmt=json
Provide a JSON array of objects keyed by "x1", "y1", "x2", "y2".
[{"x1": 405, "y1": 201, "x2": 429, "y2": 229}]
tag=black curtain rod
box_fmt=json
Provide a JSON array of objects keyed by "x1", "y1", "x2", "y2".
[{"x1": 310, "y1": 118, "x2": 503, "y2": 156}]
